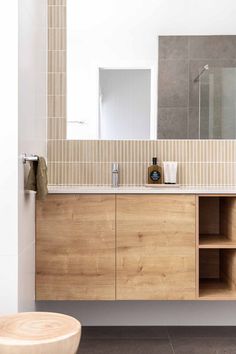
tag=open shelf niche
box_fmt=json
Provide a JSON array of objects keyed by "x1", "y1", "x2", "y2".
[
  {"x1": 198, "y1": 196, "x2": 236, "y2": 299},
  {"x1": 199, "y1": 249, "x2": 236, "y2": 299},
  {"x1": 199, "y1": 197, "x2": 236, "y2": 248}
]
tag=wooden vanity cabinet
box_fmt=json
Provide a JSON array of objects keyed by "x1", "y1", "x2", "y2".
[
  {"x1": 36, "y1": 193, "x2": 197, "y2": 301},
  {"x1": 36, "y1": 194, "x2": 116, "y2": 300},
  {"x1": 116, "y1": 195, "x2": 196, "y2": 300}
]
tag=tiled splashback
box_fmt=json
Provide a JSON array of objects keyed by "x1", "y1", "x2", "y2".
[
  {"x1": 47, "y1": 140, "x2": 236, "y2": 186},
  {"x1": 47, "y1": 1, "x2": 236, "y2": 187}
]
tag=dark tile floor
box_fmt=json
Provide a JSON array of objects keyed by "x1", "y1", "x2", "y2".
[{"x1": 78, "y1": 327, "x2": 236, "y2": 354}]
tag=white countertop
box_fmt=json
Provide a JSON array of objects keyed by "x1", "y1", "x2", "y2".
[{"x1": 48, "y1": 185, "x2": 236, "y2": 195}]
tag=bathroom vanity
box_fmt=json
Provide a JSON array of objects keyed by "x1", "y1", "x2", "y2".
[{"x1": 36, "y1": 187, "x2": 236, "y2": 301}]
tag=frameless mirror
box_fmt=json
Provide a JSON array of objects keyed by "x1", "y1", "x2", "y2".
[
  {"x1": 67, "y1": 67, "x2": 156, "y2": 140},
  {"x1": 66, "y1": 1, "x2": 236, "y2": 140}
]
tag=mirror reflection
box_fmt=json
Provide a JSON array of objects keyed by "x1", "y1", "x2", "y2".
[
  {"x1": 99, "y1": 69, "x2": 152, "y2": 140},
  {"x1": 66, "y1": 1, "x2": 236, "y2": 140},
  {"x1": 199, "y1": 67, "x2": 236, "y2": 139},
  {"x1": 157, "y1": 36, "x2": 236, "y2": 139}
]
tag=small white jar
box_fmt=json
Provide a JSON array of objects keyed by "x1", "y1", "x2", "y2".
[{"x1": 163, "y1": 161, "x2": 178, "y2": 184}]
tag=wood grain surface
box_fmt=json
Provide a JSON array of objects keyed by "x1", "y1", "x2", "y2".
[
  {"x1": 116, "y1": 194, "x2": 196, "y2": 300},
  {"x1": 36, "y1": 194, "x2": 115, "y2": 300}
]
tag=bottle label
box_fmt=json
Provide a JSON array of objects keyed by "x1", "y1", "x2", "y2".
[{"x1": 150, "y1": 170, "x2": 161, "y2": 182}]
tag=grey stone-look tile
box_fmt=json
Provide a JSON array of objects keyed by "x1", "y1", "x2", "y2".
[
  {"x1": 158, "y1": 108, "x2": 188, "y2": 139},
  {"x1": 189, "y1": 35, "x2": 236, "y2": 60},
  {"x1": 219, "y1": 108, "x2": 236, "y2": 139},
  {"x1": 216, "y1": 338, "x2": 236, "y2": 354},
  {"x1": 199, "y1": 107, "x2": 210, "y2": 139},
  {"x1": 199, "y1": 82, "x2": 210, "y2": 108},
  {"x1": 82, "y1": 326, "x2": 169, "y2": 339},
  {"x1": 159, "y1": 36, "x2": 188, "y2": 59},
  {"x1": 158, "y1": 60, "x2": 188, "y2": 107},
  {"x1": 189, "y1": 60, "x2": 210, "y2": 108},
  {"x1": 188, "y1": 106, "x2": 210, "y2": 139},
  {"x1": 78, "y1": 339, "x2": 173, "y2": 354},
  {"x1": 158, "y1": 36, "x2": 236, "y2": 133},
  {"x1": 188, "y1": 107, "x2": 200, "y2": 139},
  {"x1": 189, "y1": 59, "x2": 236, "y2": 107},
  {"x1": 171, "y1": 337, "x2": 217, "y2": 354},
  {"x1": 168, "y1": 326, "x2": 236, "y2": 338},
  {"x1": 172, "y1": 338, "x2": 236, "y2": 354}
]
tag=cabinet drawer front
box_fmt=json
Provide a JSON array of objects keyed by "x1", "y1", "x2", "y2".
[
  {"x1": 116, "y1": 195, "x2": 196, "y2": 300},
  {"x1": 36, "y1": 194, "x2": 115, "y2": 300}
]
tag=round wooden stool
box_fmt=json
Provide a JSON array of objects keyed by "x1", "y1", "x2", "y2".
[{"x1": 0, "y1": 312, "x2": 81, "y2": 354}]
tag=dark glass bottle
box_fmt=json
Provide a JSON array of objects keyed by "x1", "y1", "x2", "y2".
[{"x1": 148, "y1": 157, "x2": 162, "y2": 184}]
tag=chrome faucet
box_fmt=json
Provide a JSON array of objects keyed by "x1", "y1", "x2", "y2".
[{"x1": 112, "y1": 163, "x2": 119, "y2": 187}]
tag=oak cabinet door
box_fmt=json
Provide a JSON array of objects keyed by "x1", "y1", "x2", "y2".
[
  {"x1": 36, "y1": 194, "x2": 115, "y2": 300},
  {"x1": 116, "y1": 195, "x2": 196, "y2": 300}
]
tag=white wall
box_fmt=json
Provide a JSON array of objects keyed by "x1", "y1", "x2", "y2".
[
  {"x1": 0, "y1": 0, "x2": 47, "y2": 316},
  {"x1": 0, "y1": 1, "x2": 18, "y2": 315},
  {"x1": 18, "y1": 0, "x2": 47, "y2": 312},
  {"x1": 37, "y1": 301, "x2": 236, "y2": 326},
  {"x1": 67, "y1": 0, "x2": 236, "y2": 139}
]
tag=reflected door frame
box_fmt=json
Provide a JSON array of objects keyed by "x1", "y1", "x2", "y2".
[{"x1": 96, "y1": 62, "x2": 157, "y2": 140}]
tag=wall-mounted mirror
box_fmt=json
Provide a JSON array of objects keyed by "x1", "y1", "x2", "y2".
[{"x1": 66, "y1": 0, "x2": 236, "y2": 140}]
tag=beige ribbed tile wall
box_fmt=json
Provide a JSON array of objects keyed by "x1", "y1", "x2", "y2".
[
  {"x1": 48, "y1": 0, "x2": 67, "y2": 146},
  {"x1": 47, "y1": 139, "x2": 236, "y2": 186},
  {"x1": 47, "y1": 2, "x2": 236, "y2": 187}
]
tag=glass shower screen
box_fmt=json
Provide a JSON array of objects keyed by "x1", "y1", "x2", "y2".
[{"x1": 199, "y1": 66, "x2": 236, "y2": 139}]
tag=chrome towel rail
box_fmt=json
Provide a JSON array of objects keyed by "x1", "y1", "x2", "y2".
[{"x1": 22, "y1": 153, "x2": 39, "y2": 164}]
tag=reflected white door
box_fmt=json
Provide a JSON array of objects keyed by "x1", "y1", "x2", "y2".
[{"x1": 99, "y1": 69, "x2": 151, "y2": 140}]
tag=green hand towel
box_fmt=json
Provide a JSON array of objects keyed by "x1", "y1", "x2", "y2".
[{"x1": 26, "y1": 157, "x2": 48, "y2": 200}]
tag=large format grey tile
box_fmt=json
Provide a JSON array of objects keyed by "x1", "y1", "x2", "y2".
[
  {"x1": 199, "y1": 81, "x2": 210, "y2": 108},
  {"x1": 189, "y1": 59, "x2": 236, "y2": 107},
  {"x1": 159, "y1": 36, "x2": 188, "y2": 60},
  {"x1": 168, "y1": 326, "x2": 236, "y2": 338},
  {"x1": 188, "y1": 106, "x2": 210, "y2": 139},
  {"x1": 171, "y1": 337, "x2": 217, "y2": 354},
  {"x1": 219, "y1": 107, "x2": 236, "y2": 139},
  {"x1": 158, "y1": 60, "x2": 188, "y2": 108},
  {"x1": 188, "y1": 107, "x2": 199, "y2": 139},
  {"x1": 78, "y1": 339, "x2": 173, "y2": 354},
  {"x1": 172, "y1": 337, "x2": 236, "y2": 354},
  {"x1": 189, "y1": 35, "x2": 236, "y2": 60},
  {"x1": 216, "y1": 338, "x2": 236, "y2": 354},
  {"x1": 158, "y1": 107, "x2": 188, "y2": 139},
  {"x1": 82, "y1": 326, "x2": 169, "y2": 339}
]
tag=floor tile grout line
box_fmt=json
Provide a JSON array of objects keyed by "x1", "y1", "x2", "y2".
[
  {"x1": 169, "y1": 340, "x2": 176, "y2": 354},
  {"x1": 167, "y1": 327, "x2": 176, "y2": 354}
]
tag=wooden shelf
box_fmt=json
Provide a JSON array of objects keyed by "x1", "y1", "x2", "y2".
[
  {"x1": 199, "y1": 234, "x2": 236, "y2": 249},
  {"x1": 198, "y1": 197, "x2": 236, "y2": 300},
  {"x1": 199, "y1": 279, "x2": 236, "y2": 300}
]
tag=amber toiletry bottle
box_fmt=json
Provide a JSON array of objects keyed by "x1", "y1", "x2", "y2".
[{"x1": 148, "y1": 157, "x2": 162, "y2": 184}]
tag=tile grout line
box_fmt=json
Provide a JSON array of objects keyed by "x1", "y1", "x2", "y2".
[{"x1": 167, "y1": 327, "x2": 176, "y2": 354}]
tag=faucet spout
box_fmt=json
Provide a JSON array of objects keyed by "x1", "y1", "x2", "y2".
[{"x1": 112, "y1": 163, "x2": 119, "y2": 187}]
